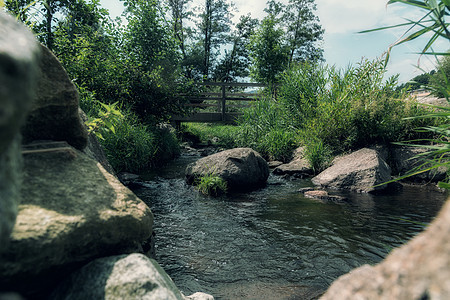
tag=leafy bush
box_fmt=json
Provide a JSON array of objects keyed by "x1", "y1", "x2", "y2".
[
  {"x1": 261, "y1": 129, "x2": 298, "y2": 162},
  {"x1": 281, "y1": 59, "x2": 437, "y2": 153},
  {"x1": 278, "y1": 62, "x2": 326, "y2": 127},
  {"x1": 234, "y1": 58, "x2": 439, "y2": 170},
  {"x1": 99, "y1": 110, "x2": 180, "y2": 173},
  {"x1": 236, "y1": 95, "x2": 298, "y2": 162},
  {"x1": 100, "y1": 111, "x2": 158, "y2": 173},
  {"x1": 80, "y1": 89, "x2": 179, "y2": 173}
]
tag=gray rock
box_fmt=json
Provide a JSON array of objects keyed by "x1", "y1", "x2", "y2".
[
  {"x1": 0, "y1": 11, "x2": 40, "y2": 252},
  {"x1": 390, "y1": 145, "x2": 447, "y2": 183},
  {"x1": 118, "y1": 172, "x2": 141, "y2": 186},
  {"x1": 184, "y1": 292, "x2": 215, "y2": 300},
  {"x1": 0, "y1": 293, "x2": 24, "y2": 300},
  {"x1": 50, "y1": 254, "x2": 185, "y2": 300},
  {"x1": 21, "y1": 45, "x2": 88, "y2": 150},
  {"x1": 312, "y1": 148, "x2": 391, "y2": 193},
  {"x1": 273, "y1": 158, "x2": 313, "y2": 176},
  {"x1": 320, "y1": 198, "x2": 450, "y2": 300},
  {"x1": 0, "y1": 142, "x2": 153, "y2": 295},
  {"x1": 273, "y1": 146, "x2": 313, "y2": 176},
  {"x1": 267, "y1": 161, "x2": 283, "y2": 168},
  {"x1": 186, "y1": 148, "x2": 269, "y2": 192},
  {"x1": 291, "y1": 146, "x2": 306, "y2": 161},
  {"x1": 298, "y1": 187, "x2": 315, "y2": 193}
]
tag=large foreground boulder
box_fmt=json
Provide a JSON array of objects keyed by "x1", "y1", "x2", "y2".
[
  {"x1": 321, "y1": 196, "x2": 450, "y2": 299},
  {"x1": 186, "y1": 148, "x2": 269, "y2": 192},
  {"x1": 312, "y1": 148, "x2": 391, "y2": 193},
  {"x1": 50, "y1": 254, "x2": 214, "y2": 300},
  {"x1": 0, "y1": 11, "x2": 40, "y2": 252},
  {"x1": 50, "y1": 254, "x2": 185, "y2": 300},
  {"x1": 0, "y1": 142, "x2": 153, "y2": 296},
  {"x1": 21, "y1": 44, "x2": 88, "y2": 150}
]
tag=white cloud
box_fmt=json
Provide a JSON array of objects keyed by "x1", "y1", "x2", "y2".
[
  {"x1": 232, "y1": 0, "x2": 267, "y2": 21},
  {"x1": 316, "y1": 0, "x2": 389, "y2": 34}
]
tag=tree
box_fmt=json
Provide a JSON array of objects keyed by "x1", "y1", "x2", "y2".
[
  {"x1": 195, "y1": 0, "x2": 233, "y2": 80},
  {"x1": 248, "y1": 13, "x2": 289, "y2": 84},
  {"x1": 248, "y1": 0, "x2": 323, "y2": 84},
  {"x1": 4, "y1": 0, "x2": 34, "y2": 23},
  {"x1": 120, "y1": 0, "x2": 183, "y2": 122},
  {"x1": 167, "y1": 0, "x2": 194, "y2": 77},
  {"x1": 125, "y1": 0, "x2": 178, "y2": 74},
  {"x1": 5, "y1": 0, "x2": 71, "y2": 50},
  {"x1": 52, "y1": 0, "x2": 119, "y2": 99},
  {"x1": 213, "y1": 14, "x2": 258, "y2": 82},
  {"x1": 396, "y1": 71, "x2": 434, "y2": 92},
  {"x1": 284, "y1": 0, "x2": 324, "y2": 64}
]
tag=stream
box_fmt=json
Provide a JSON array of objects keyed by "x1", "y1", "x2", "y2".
[{"x1": 130, "y1": 151, "x2": 447, "y2": 300}]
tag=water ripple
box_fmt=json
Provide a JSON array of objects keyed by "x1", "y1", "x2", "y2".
[{"x1": 132, "y1": 162, "x2": 447, "y2": 299}]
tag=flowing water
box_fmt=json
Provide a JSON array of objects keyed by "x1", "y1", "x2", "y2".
[{"x1": 131, "y1": 152, "x2": 447, "y2": 300}]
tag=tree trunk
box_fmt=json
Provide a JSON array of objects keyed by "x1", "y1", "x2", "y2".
[{"x1": 45, "y1": 0, "x2": 54, "y2": 50}]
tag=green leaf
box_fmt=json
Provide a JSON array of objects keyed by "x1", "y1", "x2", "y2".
[
  {"x1": 358, "y1": 21, "x2": 421, "y2": 34},
  {"x1": 421, "y1": 51, "x2": 450, "y2": 55},
  {"x1": 439, "y1": 182, "x2": 450, "y2": 189},
  {"x1": 429, "y1": 0, "x2": 439, "y2": 10}
]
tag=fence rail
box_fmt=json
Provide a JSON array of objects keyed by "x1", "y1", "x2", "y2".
[{"x1": 172, "y1": 82, "x2": 268, "y2": 124}]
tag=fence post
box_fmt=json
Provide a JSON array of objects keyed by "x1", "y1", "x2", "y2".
[{"x1": 221, "y1": 85, "x2": 226, "y2": 121}]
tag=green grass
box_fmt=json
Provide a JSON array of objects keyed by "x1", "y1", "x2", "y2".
[
  {"x1": 303, "y1": 139, "x2": 333, "y2": 174},
  {"x1": 181, "y1": 123, "x2": 239, "y2": 149},
  {"x1": 195, "y1": 174, "x2": 228, "y2": 196}
]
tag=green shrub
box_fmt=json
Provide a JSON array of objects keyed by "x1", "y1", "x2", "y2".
[
  {"x1": 100, "y1": 111, "x2": 158, "y2": 173},
  {"x1": 153, "y1": 125, "x2": 181, "y2": 163},
  {"x1": 282, "y1": 59, "x2": 437, "y2": 154},
  {"x1": 278, "y1": 62, "x2": 327, "y2": 127},
  {"x1": 195, "y1": 174, "x2": 228, "y2": 197},
  {"x1": 236, "y1": 95, "x2": 298, "y2": 161},
  {"x1": 303, "y1": 139, "x2": 332, "y2": 174},
  {"x1": 79, "y1": 88, "x2": 179, "y2": 173},
  {"x1": 259, "y1": 129, "x2": 297, "y2": 162}
]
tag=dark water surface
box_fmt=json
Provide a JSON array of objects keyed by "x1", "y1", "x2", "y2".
[{"x1": 132, "y1": 153, "x2": 447, "y2": 300}]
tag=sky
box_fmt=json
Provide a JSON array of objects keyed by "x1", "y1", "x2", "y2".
[{"x1": 100, "y1": 0, "x2": 448, "y2": 83}]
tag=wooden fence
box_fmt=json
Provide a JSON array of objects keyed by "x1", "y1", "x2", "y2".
[{"x1": 171, "y1": 82, "x2": 268, "y2": 124}]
